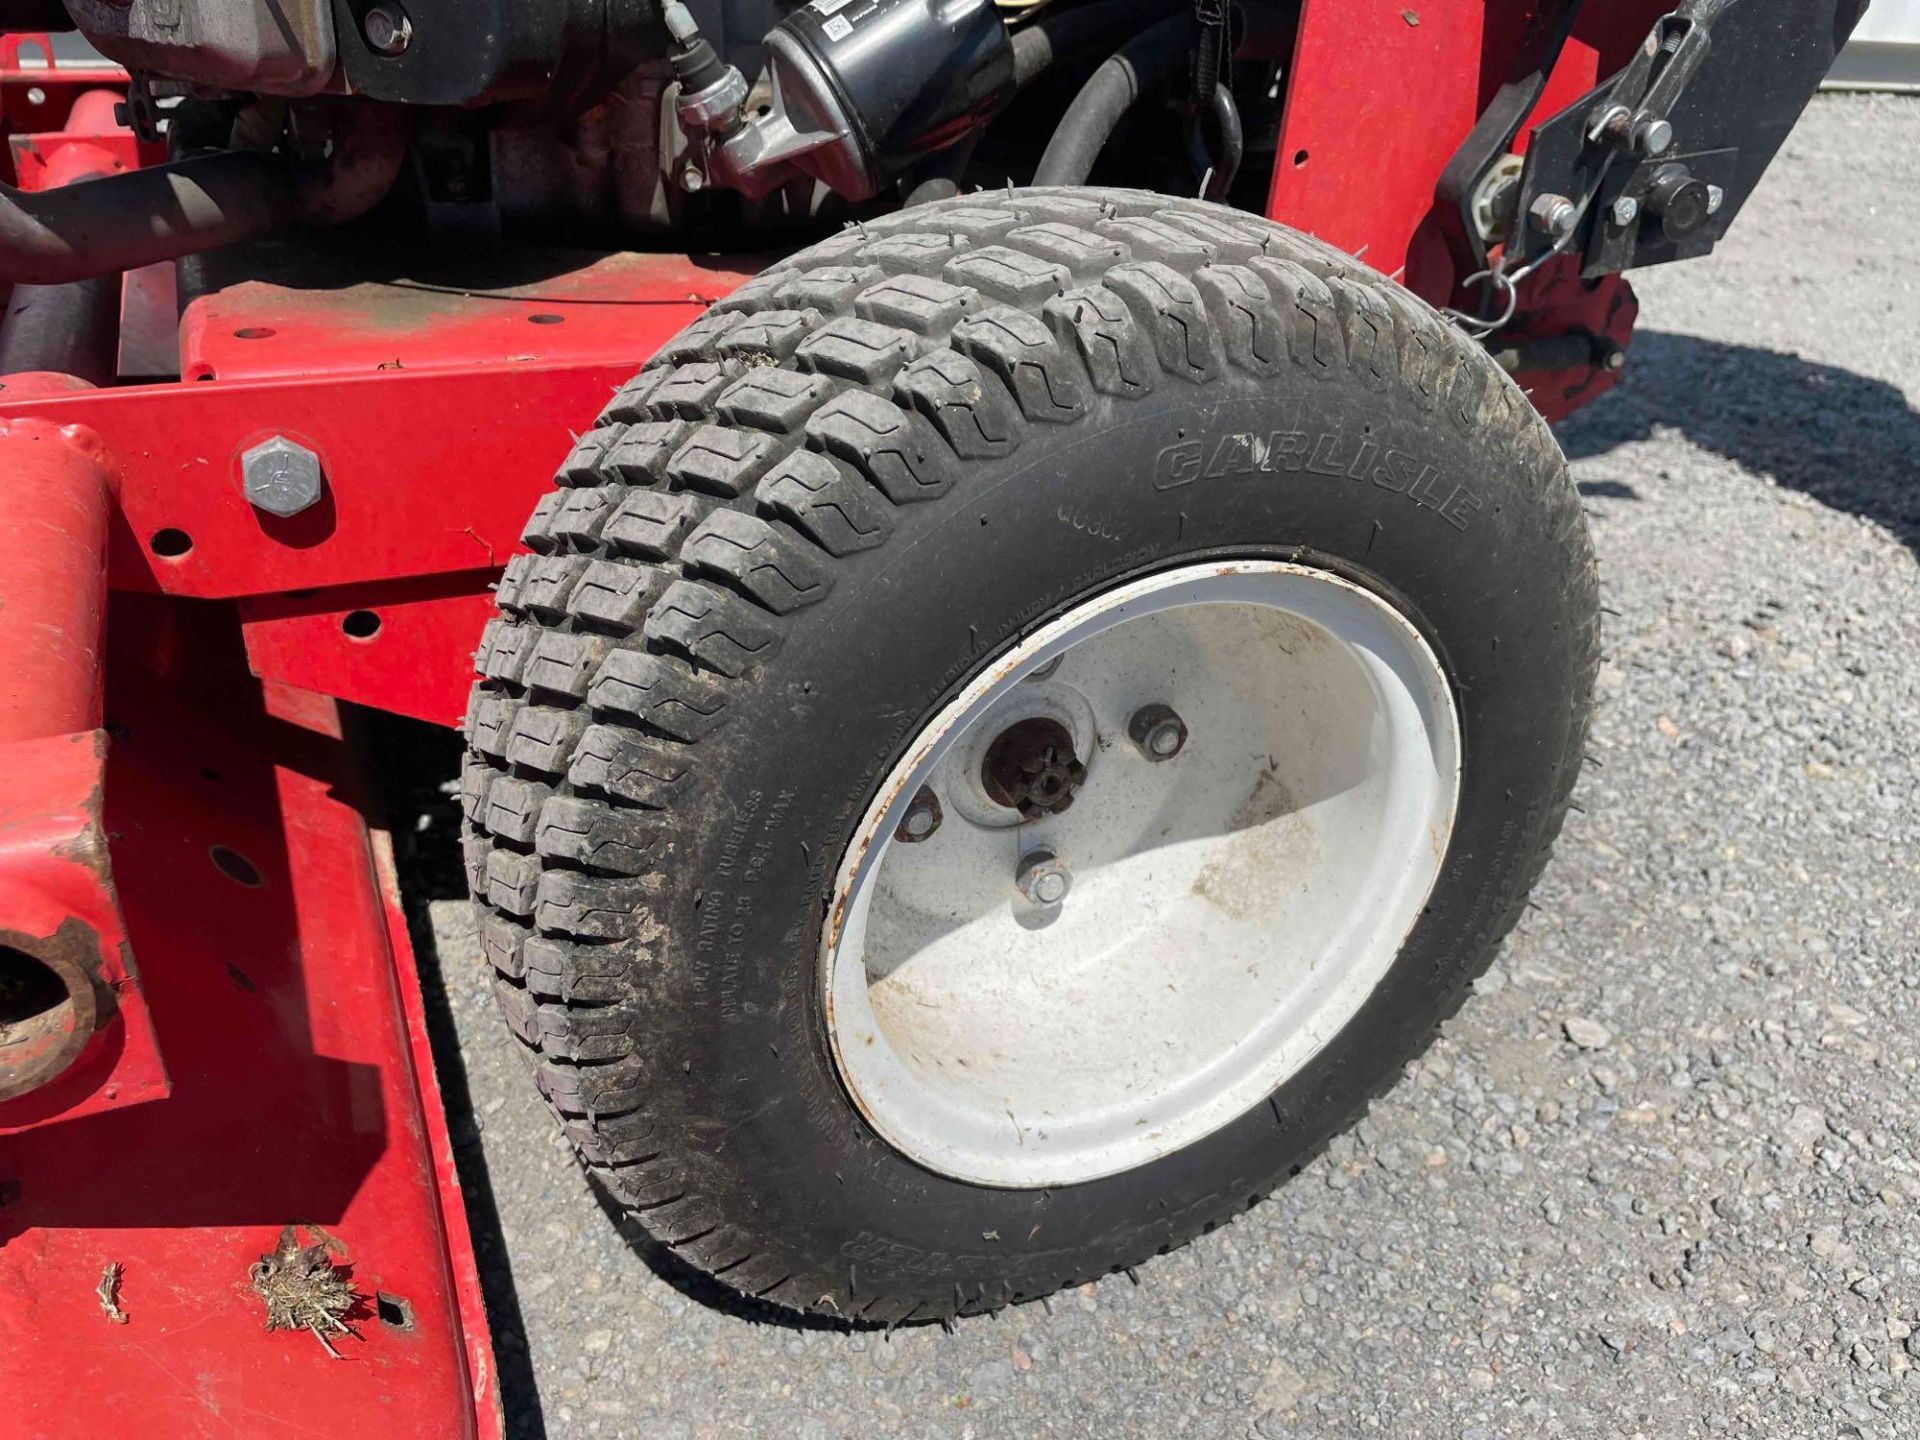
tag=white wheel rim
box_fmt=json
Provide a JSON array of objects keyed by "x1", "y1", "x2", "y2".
[{"x1": 821, "y1": 561, "x2": 1461, "y2": 1188}]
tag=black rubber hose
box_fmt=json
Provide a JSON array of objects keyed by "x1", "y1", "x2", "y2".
[
  {"x1": 0, "y1": 105, "x2": 407, "y2": 286},
  {"x1": 1010, "y1": 0, "x2": 1188, "y2": 88},
  {"x1": 1031, "y1": 14, "x2": 1195, "y2": 187},
  {"x1": 1201, "y1": 81, "x2": 1243, "y2": 200}
]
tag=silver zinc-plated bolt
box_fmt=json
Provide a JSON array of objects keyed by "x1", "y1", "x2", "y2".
[
  {"x1": 241, "y1": 435, "x2": 324, "y2": 518},
  {"x1": 895, "y1": 787, "x2": 942, "y2": 843},
  {"x1": 681, "y1": 164, "x2": 707, "y2": 193},
  {"x1": 1610, "y1": 195, "x2": 1640, "y2": 227},
  {"x1": 1528, "y1": 193, "x2": 1579, "y2": 240},
  {"x1": 363, "y1": 4, "x2": 413, "y2": 55},
  {"x1": 1016, "y1": 850, "x2": 1071, "y2": 907},
  {"x1": 1630, "y1": 114, "x2": 1674, "y2": 157},
  {"x1": 1128, "y1": 703, "x2": 1189, "y2": 762},
  {"x1": 1706, "y1": 184, "x2": 1726, "y2": 215}
]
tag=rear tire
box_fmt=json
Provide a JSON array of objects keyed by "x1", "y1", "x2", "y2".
[{"x1": 462, "y1": 188, "x2": 1597, "y2": 1322}]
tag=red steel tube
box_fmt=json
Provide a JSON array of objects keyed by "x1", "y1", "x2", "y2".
[{"x1": 0, "y1": 415, "x2": 111, "y2": 742}]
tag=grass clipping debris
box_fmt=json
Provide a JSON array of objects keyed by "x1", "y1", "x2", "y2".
[{"x1": 250, "y1": 1224, "x2": 360, "y2": 1358}]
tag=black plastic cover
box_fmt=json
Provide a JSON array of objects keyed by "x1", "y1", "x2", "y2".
[{"x1": 780, "y1": 0, "x2": 1014, "y2": 180}]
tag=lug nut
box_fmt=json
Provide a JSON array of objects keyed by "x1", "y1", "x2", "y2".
[
  {"x1": 1128, "y1": 703, "x2": 1188, "y2": 762},
  {"x1": 363, "y1": 3, "x2": 412, "y2": 54},
  {"x1": 1016, "y1": 850, "x2": 1070, "y2": 907},
  {"x1": 1528, "y1": 193, "x2": 1578, "y2": 241},
  {"x1": 895, "y1": 787, "x2": 941, "y2": 844},
  {"x1": 241, "y1": 434, "x2": 324, "y2": 518}
]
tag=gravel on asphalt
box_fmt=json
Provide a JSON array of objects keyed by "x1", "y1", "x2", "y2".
[{"x1": 378, "y1": 92, "x2": 1920, "y2": 1439}]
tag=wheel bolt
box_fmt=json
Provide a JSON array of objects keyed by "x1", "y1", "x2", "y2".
[
  {"x1": 1128, "y1": 703, "x2": 1188, "y2": 762},
  {"x1": 895, "y1": 786, "x2": 941, "y2": 843},
  {"x1": 362, "y1": 3, "x2": 412, "y2": 55},
  {"x1": 1016, "y1": 850, "x2": 1070, "y2": 907}
]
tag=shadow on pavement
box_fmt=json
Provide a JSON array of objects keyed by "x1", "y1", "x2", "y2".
[
  {"x1": 366, "y1": 714, "x2": 553, "y2": 1440},
  {"x1": 1558, "y1": 329, "x2": 1920, "y2": 555}
]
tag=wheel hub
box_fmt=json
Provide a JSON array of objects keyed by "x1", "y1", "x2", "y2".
[
  {"x1": 980, "y1": 716, "x2": 1086, "y2": 820},
  {"x1": 821, "y1": 561, "x2": 1461, "y2": 1188}
]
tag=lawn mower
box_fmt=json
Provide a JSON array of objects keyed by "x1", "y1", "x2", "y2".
[{"x1": 0, "y1": 0, "x2": 1861, "y2": 1432}]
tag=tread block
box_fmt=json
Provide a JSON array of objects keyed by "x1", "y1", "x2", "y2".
[
  {"x1": 505, "y1": 703, "x2": 589, "y2": 775},
  {"x1": 531, "y1": 997, "x2": 643, "y2": 1062},
  {"x1": 1381, "y1": 285, "x2": 1454, "y2": 410},
  {"x1": 1194, "y1": 264, "x2": 1285, "y2": 377},
  {"x1": 857, "y1": 230, "x2": 970, "y2": 275},
  {"x1": 604, "y1": 420, "x2": 695, "y2": 486},
  {"x1": 517, "y1": 554, "x2": 591, "y2": 621},
  {"x1": 1104, "y1": 261, "x2": 1222, "y2": 382},
  {"x1": 566, "y1": 559, "x2": 664, "y2": 634},
  {"x1": 590, "y1": 649, "x2": 730, "y2": 739},
  {"x1": 1043, "y1": 285, "x2": 1157, "y2": 397},
  {"x1": 853, "y1": 273, "x2": 978, "y2": 336},
  {"x1": 665, "y1": 425, "x2": 783, "y2": 499},
  {"x1": 807, "y1": 390, "x2": 954, "y2": 501},
  {"x1": 535, "y1": 870, "x2": 657, "y2": 940},
  {"x1": 1096, "y1": 214, "x2": 1217, "y2": 267},
  {"x1": 562, "y1": 1108, "x2": 658, "y2": 1163},
  {"x1": 533, "y1": 1052, "x2": 646, "y2": 1115},
  {"x1": 707, "y1": 269, "x2": 786, "y2": 315},
  {"x1": 644, "y1": 309, "x2": 746, "y2": 369},
  {"x1": 597, "y1": 369, "x2": 668, "y2": 426},
  {"x1": 943, "y1": 246, "x2": 1069, "y2": 306},
  {"x1": 953, "y1": 306, "x2": 1087, "y2": 422},
  {"x1": 773, "y1": 264, "x2": 883, "y2": 312},
  {"x1": 458, "y1": 753, "x2": 498, "y2": 824},
  {"x1": 461, "y1": 830, "x2": 491, "y2": 894},
  {"x1": 519, "y1": 490, "x2": 566, "y2": 553},
  {"x1": 524, "y1": 936, "x2": 645, "y2": 1005},
  {"x1": 902, "y1": 204, "x2": 1021, "y2": 241},
  {"x1": 646, "y1": 361, "x2": 736, "y2": 418},
  {"x1": 1004, "y1": 221, "x2": 1130, "y2": 276},
  {"x1": 494, "y1": 554, "x2": 533, "y2": 614},
  {"x1": 717, "y1": 308, "x2": 822, "y2": 365},
  {"x1": 755, "y1": 448, "x2": 892, "y2": 557},
  {"x1": 467, "y1": 692, "x2": 520, "y2": 758},
  {"x1": 795, "y1": 317, "x2": 917, "y2": 385},
  {"x1": 479, "y1": 909, "x2": 533, "y2": 979},
  {"x1": 555, "y1": 424, "x2": 628, "y2": 487},
  {"x1": 551, "y1": 484, "x2": 630, "y2": 549},
  {"x1": 483, "y1": 774, "x2": 552, "y2": 844},
  {"x1": 491, "y1": 976, "x2": 540, "y2": 1047},
  {"x1": 894, "y1": 349, "x2": 1019, "y2": 459},
  {"x1": 522, "y1": 630, "x2": 611, "y2": 701},
  {"x1": 643, "y1": 579, "x2": 783, "y2": 677},
  {"x1": 1159, "y1": 209, "x2": 1276, "y2": 264},
  {"x1": 603, "y1": 488, "x2": 715, "y2": 559},
  {"x1": 714, "y1": 367, "x2": 838, "y2": 435},
  {"x1": 1329, "y1": 276, "x2": 1399, "y2": 388},
  {"x1": 537, "y1": 797, "x2": 673, "y2": 877},
  {"x1": 568, "y1": 724, "x2": 691, "y2": 807},
  {"x1": 479, "y1": 621, "x2": 536, "y2": 685},
  {"x1": 1248, "y1": 258, "x2": 1344, "y2": 376},
  {"x1": 486, "y1": 847, "x2": 543, "y2": 916},
  {"x1": 682, "y1": 509, "x2": 832, "y2": 613}
]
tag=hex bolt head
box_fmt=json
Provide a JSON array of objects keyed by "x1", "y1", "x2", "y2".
[
  {"x1": 241, "y1": 435, "x2": 324, "y2": 518},
  {"x1": 1528, "y1": 193, "x2": 1579, "y2": 241},
  {"x1": 1706, "y1": 184, "x2": 1726, "y2": 215},
  {"x1": 1127, "y1": 703, "x2": 1188, "y2": 762},
  {"x1": 1016, "y1": 850, "x2": 1071, "y2": 907},
  {"x1": 363, "y1": 3, "x2": 413, "y2": 55},
  {"x1": 1610, "y1": 195, "x2": 1640, "y2": 228},
  {"x1": 895, "y1": 787, "x2": 942, "y2": 844}
]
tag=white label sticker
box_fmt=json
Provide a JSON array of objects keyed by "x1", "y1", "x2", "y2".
[
  {"x1": 822, "y1": 13, "x2": 853, "y2": 40},
  {"x1": 811, "y1": 0, "x2": 855, "y2": 13}
]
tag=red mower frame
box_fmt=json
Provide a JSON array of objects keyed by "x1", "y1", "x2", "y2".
[{"x1": 0, "y1": 5, "x2": 1668, "y2": 1434}]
